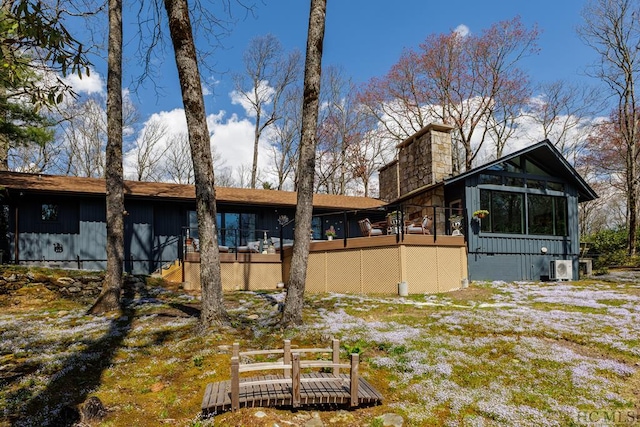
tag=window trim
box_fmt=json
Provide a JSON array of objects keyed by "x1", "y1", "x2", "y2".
[
  {"x1": 479, "y1": 188, "x2": 569, "y2": 237},
  {"x1": 41, "y1": 203, "x2": 59, "y2": 222}
]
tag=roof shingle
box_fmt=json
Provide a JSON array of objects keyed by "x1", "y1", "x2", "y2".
[{"x1": 0, "y1": 171, "x2": 385, "y2": 210}]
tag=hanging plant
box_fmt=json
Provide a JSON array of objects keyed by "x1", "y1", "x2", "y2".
[{"x1": 473, "y1": 209, "x2": 489, "y2": 219}]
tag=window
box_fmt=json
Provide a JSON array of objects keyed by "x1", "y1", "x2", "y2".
[
  {"x1": 480, "y1": 190, "x2": 524, "y2": 234},
  {"x1": 547, "y1": 181, "x2": 564, "y2": 192},
  {"x1": 41, "y1": 204, "x2": 58, "y2": 221},
  {"x1": 479, "y1": 190, "x2": 568, "y2": 236},
  {"x1": 188, "y1": 211, "x2": 256, "y2": 248},
  {"x1": 478, "y1": 174, "x2": 502, "y2": 185},
  {"x1": 526, "y1": 179, "x2": 545, "y2": 190},
  {"x1": 528, "y1": 195, "x2": 567, "y2": 236}
]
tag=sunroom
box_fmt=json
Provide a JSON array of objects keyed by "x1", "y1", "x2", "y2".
[{"x1": 444, "y1": 140, "x2": 597, "y2": 281}]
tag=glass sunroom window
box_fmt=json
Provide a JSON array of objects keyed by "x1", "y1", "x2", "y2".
[
  {"x1": 480, "y1": 190, "x2": 524, "y2": 234},
  {"x1": 528, "y1": 195, "x2": 567, "y2": 236},
  {"x1": 480, "y1": 190, "x2": 568, "y2": 236}
]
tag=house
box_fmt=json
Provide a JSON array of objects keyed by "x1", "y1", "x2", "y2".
[
  {"x1": 0, "y1": 172, "x2": 384, "y2": 273},
  {"x1": 378, "y1": 123, "x2": 598, "y2": 281},
  {"x1": 0, "y1": 122, "x2": 595, "y2": 289}
]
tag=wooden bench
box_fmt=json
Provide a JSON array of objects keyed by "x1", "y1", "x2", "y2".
[{"x1": 201, "y1": 339, "x2": 383, "y2": 414}]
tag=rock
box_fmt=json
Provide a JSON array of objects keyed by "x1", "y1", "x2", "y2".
[
  {"x1": 56, "y1": 277, "x2": 76, "y2": 285},
  {"x1": 304, "y1": 413, "x2": 324, "y2": 427},
  {"x1": 247, "y1": 314, "x2": 259, "y2": 320},
  {"x1": 150, "y1": 382, "x2": 165, "y2": 392},
  {"x1": 80, "y1": 396, "x2": 107, "y2": 422},
  {"x1": 254, "y1": 410, "x2": 267, "y2": 418},
  {"x1": 379, "y1": 413, "x2": 404, "y2": 427},
  {"x1": 328, "y1": 409, "x2": 353, "y2": 424},
  {"x1": 3, "y1": 274, "x2": 16, "y2": 282}
]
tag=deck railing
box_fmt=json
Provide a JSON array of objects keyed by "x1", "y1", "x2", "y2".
[{"x1": 230, "y1": 339, "x2": 359, "y2": 410}]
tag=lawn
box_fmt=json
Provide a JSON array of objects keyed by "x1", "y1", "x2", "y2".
[{"x1": 1, "y1": 270, "x2": 639, "y2": 426}]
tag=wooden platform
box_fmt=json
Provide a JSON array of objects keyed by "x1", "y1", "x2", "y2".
[{"x1": 202, "y1": 372, "x2": 383, "y2": 414}]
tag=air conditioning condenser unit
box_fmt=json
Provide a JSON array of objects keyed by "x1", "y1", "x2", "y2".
[{"x1": 550, "y1": 260, "x2": 572, "y2": 281}]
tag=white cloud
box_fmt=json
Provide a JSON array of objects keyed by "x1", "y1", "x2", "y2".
[
  {"x1": 229, "y1": 80, "x2": 275, "y2": 118},
  {"x1": 64, "y1": 69, "x2": 105, "y2": 95},
  {"x1": 454, "y1": 24, "x2": 470, "y2": 38},
  {"x1": 209, "y1": 111, "x2": 273, "y2": 175},
  {"x1": 124, "y1": 107, "x2": 278, "y2": 185}
]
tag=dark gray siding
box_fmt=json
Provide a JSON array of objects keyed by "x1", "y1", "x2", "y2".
[{"x1": 463, "y1": 176, "x2": 581, "y2": 281}]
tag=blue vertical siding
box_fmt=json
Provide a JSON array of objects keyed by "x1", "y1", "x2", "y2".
[{"x1": 464, "y1": 175, "x2": 581, "y2": 281}]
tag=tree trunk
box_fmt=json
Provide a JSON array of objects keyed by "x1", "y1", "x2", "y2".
[
  {"x1": 89, "y1": 0, "x2": 123, "y2": 314},
  {"x1": 164, "y1": 0, "x2": 226, "y2": 326},
  {"x1": 281, "y1": 0, "x2": 327, "y2": 327},
  {"x1": 251, "y1": 110, "x2": 261, "y2": 188}
]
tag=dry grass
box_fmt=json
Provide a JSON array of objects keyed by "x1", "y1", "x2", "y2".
[{"x1": 1, "y1": 268, "x2": 639, "y2": 426}]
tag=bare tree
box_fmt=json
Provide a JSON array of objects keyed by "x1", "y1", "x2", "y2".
[
  {"x1": 131, "y1": 118, "x2": 169, "y2": 181},
  {"x1": 579, "y1": 0, "x2": 640, "y2": 255},
  {"x1": 164, "y1": 0, "x2": 226, "y2": 326},
  {"x1": 235, "y1": 163, "x2": 253, "y2": 188},
  {"x1": 281, "y1": 0, "x2": 326, "y2": 327},
  {"x1": 233, "y1": 34, "x2": 302, "y2": 188},
  {"x1": 349, "y1": 126, "x2": 394, "y2": 197},
  {"x1": 314, "y1": 66, "x2": 365, "y2": 194},
  {"x1": 58, "y1": 96, "x2": 107, "y2": 177},
  {"x1": 524, "y1": 80, "x2": 602, "y2": 162},
  {"x1": 358, "y1": 17, "x2": 538, "y2": 172},
  {"x1": 162, "y1": 132, "x2": 194, "y2": 184},
  {"x1": 8, "y1": 131, "x2": 60, "y2": 173},
  {"x1": 266, "y1": 86, "x2": 301, "y2": 190},
  {"x1": 89, "y1": 0, "x2": 124, "y2": 314}
]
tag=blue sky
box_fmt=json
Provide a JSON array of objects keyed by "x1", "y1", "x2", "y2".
[
  {"x1": 66, "y1": 0, "x2": 600, "y2": 183},
  {"x1": 114, "y1": 0, "x2": 597, "y2": 119}
]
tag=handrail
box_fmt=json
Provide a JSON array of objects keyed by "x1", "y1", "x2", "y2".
[{"x1": 230, "y1": 339, "x2": 359, "y2": 410}]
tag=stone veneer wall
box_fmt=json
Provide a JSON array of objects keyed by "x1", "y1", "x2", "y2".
[
  {"x1": 403, "y1": 187, "x2": 447, "y2": 234},
  {"x1": 398, "y1": 124, "x2": 453, "y2": 196},
  {"x1": 378, "y1": 160, "x2": 399, "y2": 203}
]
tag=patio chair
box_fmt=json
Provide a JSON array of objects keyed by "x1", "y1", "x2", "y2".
[
  {"x1": 405, "y1": 215, "x2": 433, "y2": 235},
  {"x1": 237, "y1": 241, "x2": 260, "y2": 253},
  {"x1": 358, "y1": 218, "x2": 384, "y2": 237}
]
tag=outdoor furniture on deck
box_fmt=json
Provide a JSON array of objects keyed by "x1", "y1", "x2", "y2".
[
  {"x1": 405, "y1": 215, "x2": 433, "y2": 235},
  {"x1": 358, "y1": 218, "x2": 385, "y2": 237},
  {"x1": 237, "y1": 241, "x2": 260, "y2": 253}
]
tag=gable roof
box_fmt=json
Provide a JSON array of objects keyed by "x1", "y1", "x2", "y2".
[
  {"x1": 0, "y1": 172, "x2": 385, "y2": 210},
  {"x1": 445, "y1": 140, "x2": 598, "y2": 202}
]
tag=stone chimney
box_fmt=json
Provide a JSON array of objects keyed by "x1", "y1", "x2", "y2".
[{"x1": 378, "y1": 123, "x2": 453, "y2": 201}]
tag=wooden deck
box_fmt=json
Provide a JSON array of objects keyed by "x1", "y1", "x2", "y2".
[{"x1": 202, "y1": 373, "x2": 382, "y2": 414}]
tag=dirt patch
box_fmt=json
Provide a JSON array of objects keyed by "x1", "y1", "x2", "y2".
[
  {"x1": 0, "y1": 284, "x2": 66, "y2": 311},
  {"x1": 446, "y1": 285, "x2": 494, "y2": 302},
  {"x1": 623, "y1": 369, "x2": 640, "y2": 409}
]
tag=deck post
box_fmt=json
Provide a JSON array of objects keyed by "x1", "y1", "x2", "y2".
[
  {"x1": 292, "y1": 353, "x2": 300, "y2": 407},
  {"x1": 349, "y1": 353, "x2": 359, "y2": 407},
  {"x1": 284, "y1": 339, "x2": 291, "y2": 379},
  {"x1": 332, "y1": 339, "x2": 340, "y2": 375},
  {"x1": 230, "y1": 356, "x2": 240, "y2": 411},
  {"x1": 232, "y1": 342, "x2": 239, "y2": 359}
]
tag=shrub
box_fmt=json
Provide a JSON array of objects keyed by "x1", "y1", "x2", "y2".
[{"x1": 584, "y1": 227, "x2": 634, "y2": 268}]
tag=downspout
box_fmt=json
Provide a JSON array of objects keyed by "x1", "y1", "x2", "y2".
[
  {"x1": 396, "y1": 159, "x2": 401, "y2": 199},
  {"x1": 13, "y1": 201, "x2": 18, "y2": 264}
]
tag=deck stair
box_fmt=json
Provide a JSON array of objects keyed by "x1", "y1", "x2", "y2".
[
  {"x1": 155, "y1": 259, "x2": 182, "y2": 282},
  {"x1": 201, "y1": 339, "x2": 383, "y2": 414}
]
